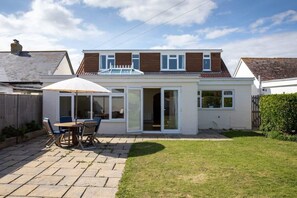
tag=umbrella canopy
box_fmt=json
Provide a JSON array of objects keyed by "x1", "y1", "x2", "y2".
[
  {"x1": 42, "y1": 76, "x2": 110, "y2": 123},
  {"x1": 42, "y1": 76, "x2": 110, "y2": 93}
]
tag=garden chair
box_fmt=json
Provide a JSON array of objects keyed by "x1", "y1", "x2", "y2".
[
  {"x1": 43, "y1": 118, "x2": 66, "y2": 147},
  {"x1": 76, "y1": 120, "x2": 97, "y2": 149},
  {"x1": 92, "y1": 117, "x2": 102, "y2": 143}
]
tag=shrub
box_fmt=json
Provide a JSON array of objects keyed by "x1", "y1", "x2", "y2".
[
  {"x1": 264, "y1": 131, "x2": 297, "y2": 142},
  {"x1": 260, "y1": 93, "x2": 297, "y2": 132},
  {"x1": 1, "y1": 120, "x2": 41, "y2": 138},
  {"x1": 25, "y1": 120, "x2": 41, "y2": 133},
  {"x1": 1, "y1": 125, "x2": 19, "y2": 138}
]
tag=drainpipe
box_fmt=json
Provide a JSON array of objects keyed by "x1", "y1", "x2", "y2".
[{"x1": 258, "y1": 75, "x2": 262, "y2": 96}]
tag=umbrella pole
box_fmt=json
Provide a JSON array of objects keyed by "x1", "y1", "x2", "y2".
[{"x1": 75, "y1": 91, "x2": 78, "y2": 124}]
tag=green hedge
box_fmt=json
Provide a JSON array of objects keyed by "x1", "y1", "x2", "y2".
[{"x1": 260, "y1": 93, "x2": 297, "y2": 132}]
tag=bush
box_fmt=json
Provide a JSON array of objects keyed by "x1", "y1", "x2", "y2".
[
  {"x1": 260, "y1": 93, "x2": 297, "y2": 132},
  {"x1": 1, "y1": 120, "x2": 41, "y2": 138},
  {"x1": 25, "y1": 120, "x2": 41, "y2": 132},
  {"x1": 264, "y1": 131, "x2": 297, "y2": 142},
  {"x1": 1, "y1": 125, "x2": 19, "y2": 138}
]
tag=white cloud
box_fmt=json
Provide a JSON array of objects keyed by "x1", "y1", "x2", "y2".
[
  {"x1": 152, "y1": 34, "x2": 199, "y2": 49},
  {"x1": 198, "y1": 27, "x2": 240, "y2": 39},
  {"x1": 250, "y1": 10, "x2": 297, "y2": 33},
  {"x1": 151, "y1": 32, "x2": 297, "y2": 76},
  {"x1": 0, "y1": 0, "x2": 104, "y2": 39},
  {"x1": 83, "y1": 0, "x2": 217, "y2": 25},
  {"x1": 220, "y1": 32, "x2": 297, "y2": 74},
  {"x1": 0, "y1": 0, "x2": 105, "y2": 71}
]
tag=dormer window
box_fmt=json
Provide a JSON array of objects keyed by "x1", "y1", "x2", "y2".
[
  {"x1": 100, "y1": 54, "x2": 115, "y2": 70},
  {"x1": 161, "y1": 54, "x2": 185, "y2": 71},
  {"x1": 203, "y1": 53, "x2": 211, "y2": 71}
]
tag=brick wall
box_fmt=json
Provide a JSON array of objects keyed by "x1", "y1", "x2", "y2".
[
  {"x1": 83, "y1": 53, "x2": 99, "y2": 73},
  {"x1": 211, "y1": 53, "x2": 221, "y2": 72},
  {"x1": 140, "y1": 53, "x2": 160, "y2": 72},
  {"x1": 116, "y1": 53, "x2": 132, "y2": 66},
  {"x1": 186, "y1": 53, "x2": 203, "y2": 72}
]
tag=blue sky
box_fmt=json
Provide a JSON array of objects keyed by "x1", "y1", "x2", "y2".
[{"x1": 0, "y1": 0, "x2": 296, "y2": 73}]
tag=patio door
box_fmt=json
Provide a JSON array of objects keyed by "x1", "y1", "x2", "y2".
[
  {"x1": 127, "y1": 88, "x2": 143, "y2": 132},
  {"x1": 161, "y1": 88, "x2": 180, "y2": 132}
]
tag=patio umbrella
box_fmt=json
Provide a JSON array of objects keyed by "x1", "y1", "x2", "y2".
[{"x1": 42, "y1": 76, "x2": 110, "y2": 123}]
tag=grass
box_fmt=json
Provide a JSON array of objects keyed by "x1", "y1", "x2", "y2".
[{"x1": 117, "y1": 131, "x2": 297, "y2": 198}]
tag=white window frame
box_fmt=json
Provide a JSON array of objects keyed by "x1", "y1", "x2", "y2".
[
  {"x1": 198, "y1": 90, "x2": 234, "y2": 109},
  {"x1": 161, "y1": 53, "x2": 185, "y2": 71},
  {"x1": 59, "y1": 87, "x2": 125, "y2": 122},
  {"x1": 132, "y1": 54, "x2": 140, "y2": 69},
  {"x1": 99, "y1": 54, "x2": 115, "y2": 71},
  {"x1": 203, "y1": 53, "x2": 211, "y2": 71}
]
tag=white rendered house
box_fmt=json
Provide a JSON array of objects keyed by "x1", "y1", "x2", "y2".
[
  {"x1": 42, "y1": 49, "x2": 253, "y2": 134},
  {"x1": 234, "y1": 58, "x2": 297, "y2": 95}
]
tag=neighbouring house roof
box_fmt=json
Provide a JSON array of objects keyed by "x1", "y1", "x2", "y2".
[
  {"x1": 241, "y1": 58, "x2": 297, "y2": 81},
  {"x1": 0, "y1": 51, "x2": 74, "y2": 82}
]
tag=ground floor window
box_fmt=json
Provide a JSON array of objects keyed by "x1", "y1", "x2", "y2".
[
  {"x1": 59, "y1": 88, "x2": 125, "y2": 121},
  {"x1": 198, "y1": 90, "x2": 234, "y2": 109}
]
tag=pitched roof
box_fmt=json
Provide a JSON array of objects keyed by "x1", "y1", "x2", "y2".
[
  {"x1": 0, "y1": 51, "x2": 73, "y2": 82},
  {"x1": 241, "y1": 58, "x2": 297, "y2": 81}
]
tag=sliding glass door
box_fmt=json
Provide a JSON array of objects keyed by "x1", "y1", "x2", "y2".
[
  {"x1": 161, "y1": 88, "x2": 180, "y2": 132},
  {"x1": 127, "y1": 88, "x2": 143, "y2": 132}
]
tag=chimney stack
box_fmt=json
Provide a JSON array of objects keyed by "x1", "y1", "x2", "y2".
[{"x1": 11, "y1": 39, "x2": 23, "y2": 55}]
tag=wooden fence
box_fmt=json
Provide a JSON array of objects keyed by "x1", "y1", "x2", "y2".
[
  {"x1": 251, "y1": 95, "x2": 261, "y2": 129},
  {"x1": 0, "y1": 94, "x2": 42, "y2": 133}
]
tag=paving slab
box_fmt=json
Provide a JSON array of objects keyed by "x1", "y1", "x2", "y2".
[
  {"x1": 58, "y1": 176, "x2": 79, "y2": 186},
  {"x1": 63, "y1": 186, "x2": 86, "y2": 198},
  {"x1": 54, "y1": 168, "x2": 84, "y2": 176},
  {"x1": 0, "y1": 184, "x2": 21, "y2": 196},
  {"x1": 74, "y1": 177, "x2": 107, "y2": 187},
  {"x1": 0, "y1": 174, "x2": 20, "y2": 184},
  {"x1": 82, "y1": 187, "x2": 117, "y2": 198},
  {"x1": 28, "y1": 175, "x2": 64, "y2": 185},
  {"x1": 10, "y1": 184, "x2": 38, "y2": 196},
  {"x1": 28, "y1": 185, "x2": 70, "y2": 197},
  {"x1": 105, "y1": 178, "x2": 121, "y2": 188}
]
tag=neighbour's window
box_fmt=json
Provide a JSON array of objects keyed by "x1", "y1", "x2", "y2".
[
  {"x1": 93, "y1": 96, "x2": 109, "y2": 119},
  {"x1": 203, "y1": 54, "x2": 211, "y2": 71},
  {"x1": 199, "y1": 90, "x2": 234, "y2": 109},
  {"x1": 161, "y1": 54, "x2": 185, "y2": 70},
  {"x1": 100, "y1": 55, "x2": 115, "y2": 70},
  {"x1": 132, "y1": 54, "x2": 140, "y2": 69},
  {"x1": 60, "y1": 96, "x2": 72, "y2": 117},
  {"x1": 75, "y1": 96, "x2": 91, "y2": 119}
]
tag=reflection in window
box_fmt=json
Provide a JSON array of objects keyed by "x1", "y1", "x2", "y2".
[
  {"x1": 60, "y1": 96, "x2": 71, "y2": 117},
  {"x1": 93, "y1": 96, "x2": 109, "y2": 119},
  {"x1": 75, "y1": 96, "x2": 91, "y2": 119},
  {"x1": 199, "y1": 90, "x2": 234, "y2": 109},
  {"x1": 112, "y1": 96, "x2": 124, "y2": 119},
  {"x1": 202, "y1": 91, "x2": 222, "y2": 108}
]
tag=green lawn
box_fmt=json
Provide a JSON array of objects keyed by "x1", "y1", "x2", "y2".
[{"x1": 117, "y1": 131, "x2": 297, "y2": 198}]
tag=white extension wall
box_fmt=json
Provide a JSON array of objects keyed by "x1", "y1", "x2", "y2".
[
  {"x1": 234, "y1": 60, "x2": 258, "y2": 95},
  {"x1": 42, "y1": 75, "x2": 253, "y2": 134},
  {"x1": 198, "y1": 78, "x2": 253, "y2": 130},
  {"x1": 262, "y1": 78, "x2": 297, "y2": 94}
]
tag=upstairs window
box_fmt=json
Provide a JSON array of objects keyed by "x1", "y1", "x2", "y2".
[
  {"x1": 161, "y1": 54, "x2": 185, "y2": 71},
  {"x1": 203, "y1": 54, "x2": 211, "y2": 71},
  {"x1": 100, "y1": 55, "x2": 115, "y2": 70},
  {"x1": 132, "y1": 54, "x2": 140, "y2": 69}
]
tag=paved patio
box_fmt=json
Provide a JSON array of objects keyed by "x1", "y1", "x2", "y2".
[{"x1": 0, "y1": 131, "x2": 229, "y2": 198}]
